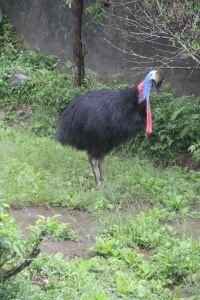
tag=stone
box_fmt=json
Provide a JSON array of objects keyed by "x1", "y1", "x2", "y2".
[{"x1": 10, "y1": 74, "x2": 31, "y2": 87}]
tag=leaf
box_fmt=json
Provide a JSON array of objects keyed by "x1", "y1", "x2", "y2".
[
  {"x1": 50, "y1": 214, "x2": 61, "y2": 220},
  {"x1": 115, "y1": 274, "x2": 129, "y2": 293},
  {"x1": 95, "y1": 290, "x2": 107, "y2": 300},
  {"x1": 65, "y1": 0, "x2": 73, "y2": 8},
  {"x1": 13, "y1": 243, "x2": 24, "y2": 258},
  {"x1": 194, "y1": 4, "x2": 200, "y2": 11},
  {"x1": 170, "y1": 107, "x2": 185, "y2": 121}
]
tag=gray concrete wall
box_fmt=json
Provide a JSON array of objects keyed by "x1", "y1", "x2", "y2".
[{"x1": 0, "y1": 0, "x2": 199, "y2": 96}]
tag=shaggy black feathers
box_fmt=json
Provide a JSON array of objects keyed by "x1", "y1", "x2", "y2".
[{"x1": 56, "y1": 87, "x2": 147, "y2": 159}]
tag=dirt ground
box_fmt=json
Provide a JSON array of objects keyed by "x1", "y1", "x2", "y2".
[
  {"x1": 9, "y1": 205, "x2": 200, "y2": 261},
  {"x1": 9, "y1": 206, "x2": 96, "y2": 259}
]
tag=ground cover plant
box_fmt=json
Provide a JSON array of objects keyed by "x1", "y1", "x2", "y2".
[
  {"x1": 0, "y1": 198, "x2": 77, "y2": 283},
  {"x1": 0, "y1": 15, "x2": 200, "y2": 299}
]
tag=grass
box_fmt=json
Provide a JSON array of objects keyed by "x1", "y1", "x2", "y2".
[
  {"x1": 0, "y1": 127, "x2": 199, "y2": 214},
  {"x1": 1, "y1": 127, "x2": 200, "y2": 298}
]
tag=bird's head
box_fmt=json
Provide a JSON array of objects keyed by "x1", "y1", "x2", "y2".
[
  {"x1": 138, "y1": 69, "x2": 164, "y2": 134},
  {"x1": 148, "y1": 69, "x2": 164, "y2": 89},
  {"x1": 138, "y1": 69, "x2": 164, "y2": 103}
]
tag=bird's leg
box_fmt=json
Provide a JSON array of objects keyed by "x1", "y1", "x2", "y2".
[
  {"x1": 98, "y1": 156, "x2": 104, "y2": 185},
  {"x1": 89, "y1": 155, "x2": 104, "y2": 187}
]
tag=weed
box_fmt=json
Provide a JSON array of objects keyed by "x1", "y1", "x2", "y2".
[{"x1": 0, "y1": 198, "x2": 77, "y2": 283}]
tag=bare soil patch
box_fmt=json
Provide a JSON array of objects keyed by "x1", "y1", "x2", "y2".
[
  {"x1": 9, "y1": 204, "x2": 200, "y2": 265},
  {"x1": 9, "y1": 206, "x2": 96, "y2": 259}
]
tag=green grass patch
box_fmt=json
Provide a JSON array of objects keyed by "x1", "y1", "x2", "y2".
[{"x1": 0, "y1": 127, "x2": 199, "y2": 215}]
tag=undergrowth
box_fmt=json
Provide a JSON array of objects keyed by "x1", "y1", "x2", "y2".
[
  {"x1": 1, "y1": 208, "x2": 200, "y2": 299},
  {"x1": 120, "y1": 91, "x2": 200, "y2": 165}
]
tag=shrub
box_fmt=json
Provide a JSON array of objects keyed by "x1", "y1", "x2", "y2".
[
  {"x1": 118, "y1": 91, "x2": 200, "y2": 165},
  {"x1": 189, "y1": 142, "x2": 200, "y2": 161}
]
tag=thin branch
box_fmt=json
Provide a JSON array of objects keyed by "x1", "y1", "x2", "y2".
[
  {"x1": 2, "y1": 248, "x2": 41, "y2": 282},
  {"x1": 100, "y1": 0, "x2": 200, "y2": 70}
]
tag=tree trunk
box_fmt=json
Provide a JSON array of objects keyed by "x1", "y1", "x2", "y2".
[{"x1": 73, "y1": 0, "x2": 84, "y2": 86}]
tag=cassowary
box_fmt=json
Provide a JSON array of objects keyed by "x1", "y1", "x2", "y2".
[{"x1": 56, "y1": 69, "x2": 163, "y2": 187}]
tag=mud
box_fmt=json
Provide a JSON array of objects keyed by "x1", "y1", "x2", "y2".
[{"x1": 9, "y1": 206, "x2": 96, "y2": 259}]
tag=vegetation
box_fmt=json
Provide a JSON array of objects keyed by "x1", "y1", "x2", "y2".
[
  {"x1": 123, "y1": 90, "x2": 200, "y2": 165},
  {"x1": 0, "y1": 198, "x2": 77, "y2": 283},
  {"x1": 0, "y1": 16, "x2": 200, "y2": 299}
]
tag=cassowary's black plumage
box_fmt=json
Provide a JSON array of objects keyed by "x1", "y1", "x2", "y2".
[
  {"x1": 56, "y1": 70, "x2": 163, "y2": 186},
  {"x1": 57, "y1": 88, "x2": 146, "y2": 157}
]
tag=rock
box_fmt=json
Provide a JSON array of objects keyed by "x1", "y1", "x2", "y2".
[{"x1": 10, "y1": 74, "x2": 31, "y2": 87}]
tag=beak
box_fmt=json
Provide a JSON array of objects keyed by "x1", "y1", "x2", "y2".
[{"x1": 153, "y1": 69, "x2": 163, "y2": 89}]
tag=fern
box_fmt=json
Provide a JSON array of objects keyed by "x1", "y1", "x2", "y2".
[{"x1": 170, "y1": 107, "x2": 185, "y2": 122}]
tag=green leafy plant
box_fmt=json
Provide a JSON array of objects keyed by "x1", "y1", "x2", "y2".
[
  {"x1": 119, "y1": 91, "x2": 200, "y2": 165},
  {"x1": 0, "y1": 198, "x2": 77, "y2": 283},
  {"x1": 92, "y1": 208, "x2": 200, "y2": 288},
  {"x1": 189, "y1": 142, "x2": 200, "y2": 161},
  {"x1": 85, "y1": 1, "x2": 108, "y2": 24}
]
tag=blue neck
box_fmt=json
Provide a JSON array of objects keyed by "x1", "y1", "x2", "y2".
[{"x1": 143, "y1": 74, "x2": 153, "y2": 102}]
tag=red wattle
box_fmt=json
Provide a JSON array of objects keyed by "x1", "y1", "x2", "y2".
[{"x1": 146, "y1": 101, "x2": 152, "y2": 134}]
